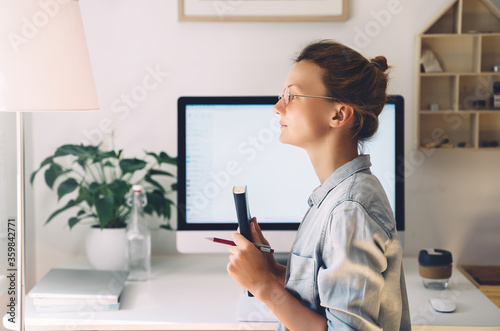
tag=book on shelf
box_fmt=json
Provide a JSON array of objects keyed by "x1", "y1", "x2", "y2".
[{"x1": 28, "y1": 268, "x2": 128, "y2": 312}]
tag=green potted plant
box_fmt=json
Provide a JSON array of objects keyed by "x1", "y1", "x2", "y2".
[{"x1": 31, "y1": 143, "x2": 177, "y2": 269}]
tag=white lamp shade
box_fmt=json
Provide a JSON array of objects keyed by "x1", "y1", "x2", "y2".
[{"x1": 0, "y1": 0, "x2": 99, "y2": 112}]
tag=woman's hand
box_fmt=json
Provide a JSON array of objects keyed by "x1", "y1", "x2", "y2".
[
  {"x1": 229, "y1": 218, "x2": 327, "y2": 331},
  {"x1": 249, "y1": 217, "x2": 270, "y2": 246},
  {"x1": 227, "y1": 218, "x2": 285, "y2": 297},
  {"x1": 227, "y1": 229, "x2": 277, "y2": 298},
  {"x1": 249, "y1": 218, "x2": 287, "y2": 286}
]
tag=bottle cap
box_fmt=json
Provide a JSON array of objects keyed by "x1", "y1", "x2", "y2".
[
  {"x1": 132, "y1": 185, "x2": 142, "y2": 193},
  {"x1": 419, "y1": 249, "x2": 453, "y2": 267}
]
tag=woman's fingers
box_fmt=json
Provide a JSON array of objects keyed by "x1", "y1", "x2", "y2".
[
  {"x1": 251, "y1": 217, "x2": 270, "y2": 246},
  {"x1": 250, "y1": 222, "x2": 263, "y2": 244}
]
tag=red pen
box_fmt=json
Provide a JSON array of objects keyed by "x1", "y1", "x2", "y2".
[{"x1": 205, "y1": 237, "x2": 274, "y2": 253}]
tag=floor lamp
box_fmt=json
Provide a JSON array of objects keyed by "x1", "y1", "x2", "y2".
[{"x1": 0, "y1": 1, "x2": 99, "y2": 330}]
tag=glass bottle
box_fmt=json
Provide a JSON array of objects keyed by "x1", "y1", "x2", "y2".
[{"x1": 126, "y1": 185, "x2": 151, "y2": 281}]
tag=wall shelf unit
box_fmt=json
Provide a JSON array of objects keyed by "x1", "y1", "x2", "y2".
[{"x1": 417, "y1": 0, "x2": 500, "y2": 150}]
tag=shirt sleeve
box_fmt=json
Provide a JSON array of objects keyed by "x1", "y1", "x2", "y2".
[{"x1": 317, "y1": 200, "x2": 390, "y2": 331}]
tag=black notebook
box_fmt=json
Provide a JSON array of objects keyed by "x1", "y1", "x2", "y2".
[
  {"x1": 233, "y1": 185, "x2": 252, "y2": 241},
  {"x1": 233, "y1": 185, "x2": 254, "y2": 297}
]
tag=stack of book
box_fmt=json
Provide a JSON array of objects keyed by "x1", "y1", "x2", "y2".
[{"x1": 28, "y1": 268, "x2": 128, "y2": 313}]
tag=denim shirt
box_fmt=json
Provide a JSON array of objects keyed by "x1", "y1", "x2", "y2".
[{"x1": 276, "y1": 155, "x2": 411, "y2": 331}]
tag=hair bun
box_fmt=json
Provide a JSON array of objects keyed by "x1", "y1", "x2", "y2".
[
  {"x1": 370, "y1": 56, "x2": 389, "y2": 72},
  {"x1": 295, "y1": 40, "x2": 389, "y2": 143}
]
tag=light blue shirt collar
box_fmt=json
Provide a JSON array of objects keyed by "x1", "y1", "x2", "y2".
[{"x1": 307, "y1": 154, "x2": 372, "y2": 207}]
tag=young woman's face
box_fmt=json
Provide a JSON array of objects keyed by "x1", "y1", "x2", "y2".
[{"x1": 273, "y1": 60, "x2": 337, "y2": 149}]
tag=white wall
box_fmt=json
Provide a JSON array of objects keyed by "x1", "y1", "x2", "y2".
[{"x1": 26, "y1": 0, "x2": 500, "y2": 286}]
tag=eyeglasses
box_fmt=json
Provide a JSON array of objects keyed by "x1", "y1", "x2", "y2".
[{"x1": 278, "y1": 86, "x2": 338, "y2": 108}]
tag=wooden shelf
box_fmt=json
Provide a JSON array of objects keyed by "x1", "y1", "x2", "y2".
[
  {"x1": 457, "y1": 265, "x2": 500, "y2": 309},
  {"x1": 462, "y1": 0, "x2": 500, "y2": 33},
  {"x1": 418, "y1": 110, "x2": 500, "y2": 113},
  {"x1": 419, "y1": 146, "x2": 500, "y2": 151},
  {"x1": 417, "y1": 0, "x2": 500, "y2": 150},
  {"x1": 419, "y1": 110, "x2": 456, "y2": 113},
  {"x1": 420, "y1": 73, "x2": 457, "y2": 77}
]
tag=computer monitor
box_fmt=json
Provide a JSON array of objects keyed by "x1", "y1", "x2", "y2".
[{"x1": 176, "y1": 95, "x2": 405, "y2": 254}]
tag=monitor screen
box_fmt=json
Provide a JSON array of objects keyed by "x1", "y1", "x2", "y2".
[{"x1": 177, "y1": 96, "x2": 404, "y2": 253}]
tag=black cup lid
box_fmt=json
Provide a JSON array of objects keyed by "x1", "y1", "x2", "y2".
[{"x1": 419, "y1": 249, "x2": 453, "y2": 267}]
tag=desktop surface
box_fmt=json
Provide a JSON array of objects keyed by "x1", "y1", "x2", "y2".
[
  {"x1": 23, "y1": 255, "x2": 273, "y2": 331},
  {"x1": 19, "y1": 255, "x2": 500, "y2": 331}
]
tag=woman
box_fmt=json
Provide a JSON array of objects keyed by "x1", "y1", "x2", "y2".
[{"x1": 227, "y1": 40, "x2": 411, "y2": 331}]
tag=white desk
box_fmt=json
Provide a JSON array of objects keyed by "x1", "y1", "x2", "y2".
[{"x1": 19, "y1": 256, "x2": 500, "y2": 331}]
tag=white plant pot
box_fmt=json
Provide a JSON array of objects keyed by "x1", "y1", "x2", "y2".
[{"x1": 85, "y1": 225, "x2": 127, "y2": 270}]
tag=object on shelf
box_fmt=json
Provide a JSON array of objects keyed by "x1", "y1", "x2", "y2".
[
  {"x1": 473, "y1": 100, "x2": 487, "y2": 110},
  {"x1": 482, "y1": 140, "x2": 499, "y2": 147},
  {"x1": 423, "y1": 138, "x2": 451, "y2": 149},
  {"x1": 456, "y1": 142, "x2": 473, "y2": 148},
  {"x1": 421, "y1": 49, "x2": 444, "y2": 73},
  {"x1": 419, "y1": 249, "x2": 453, "y2": 290},
  {"x1": 493, "y1": 65, "x2": 500, "y2": 72},
  {"x1": 429, "y1": 103, "x2": 440, "y2": 111},
  {"x1": 494, "y1": 82, "x2": 500, "y2": 108}
]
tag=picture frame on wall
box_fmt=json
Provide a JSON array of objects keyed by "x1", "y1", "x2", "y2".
[{"x1": 178, "y1": 0, "x2": 348, "y2": 22}]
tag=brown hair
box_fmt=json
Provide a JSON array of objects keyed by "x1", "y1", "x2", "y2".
[{"x1": 294, "y1": 40, "x2": 390, "y2": 143}]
